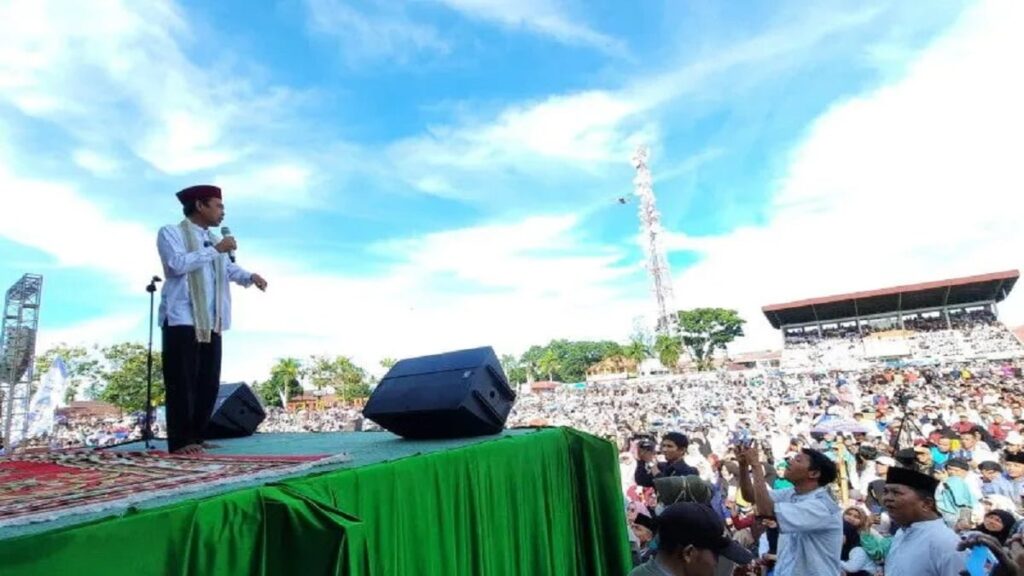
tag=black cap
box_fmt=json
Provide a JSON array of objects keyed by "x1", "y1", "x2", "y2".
[
  {"x1": 886, "y1": 466, "x2": 939, "y2": 494},
  {"x1": 634, "y1": 511, "x2": 657, "y2": 532},
  {"x1": 1006, "y1": 452, "x2": 1024, "y2": 465},
  {"x1": 656, "y1": 503, "x2": 754, "y2": 565},
  {"x1": 945, "y1": 458, "x2": 970, "y2": 471},
  {"x1": 895, "y1": 448, "x2": 918, "y2": 465}
]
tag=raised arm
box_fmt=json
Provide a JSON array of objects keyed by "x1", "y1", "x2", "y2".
[{"x1": 738, "y1": 446, "x2": 775, "y2": 518}]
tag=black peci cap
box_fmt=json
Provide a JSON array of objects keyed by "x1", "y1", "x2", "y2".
[{"x1": 656, "y1": 503, "x2": 754, "y2": 565}]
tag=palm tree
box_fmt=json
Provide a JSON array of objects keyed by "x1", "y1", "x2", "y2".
[
  {"x1": 537, "y1": 350, "x2": 559, "y2": 381},
  {"x1": 267, "y1": 357, "x2": 303, "y2": 406},
  {"x1": 623, "y1": 339, "x2": 649, "y2": 371},
  {"x1": 654, "y1": 335, "x2": 682, "y2": 372}
]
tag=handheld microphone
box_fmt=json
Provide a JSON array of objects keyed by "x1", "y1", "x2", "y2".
[{"x1": 220, "y1": 226, "x2": 236, "y2": 263}]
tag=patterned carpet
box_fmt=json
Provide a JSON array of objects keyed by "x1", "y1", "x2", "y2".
[{"x1": 0, "y1": 449, "x2": 348, "y2": 528}]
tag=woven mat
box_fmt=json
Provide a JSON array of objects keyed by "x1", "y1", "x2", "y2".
[{"x1": 0, "y1": 449, "x2": 350, "y2": 528}]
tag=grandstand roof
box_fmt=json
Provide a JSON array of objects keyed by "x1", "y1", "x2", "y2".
[{"x1": 763, "y1": 270, "x2": 1019, "y2": 329}]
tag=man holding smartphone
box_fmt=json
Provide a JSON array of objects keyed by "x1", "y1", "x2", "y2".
[{"x1": 635, "y1": 432, "x2": 699, "y2": 487}]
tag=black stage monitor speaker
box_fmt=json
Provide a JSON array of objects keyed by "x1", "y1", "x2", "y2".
[
  {"x1": 206, "y1": 382, "x2": 266, "y2": 439},
  {"x1": 362, "y1": 346, "x2": 516, "y2": 439}
]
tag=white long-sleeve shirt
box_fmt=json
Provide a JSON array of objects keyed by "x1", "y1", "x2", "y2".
[{"x1": 157, "y1": 222, "x2": 253, "y2": 330}]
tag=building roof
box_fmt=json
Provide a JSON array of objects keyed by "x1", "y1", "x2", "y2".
[
  {"x1": 762, "y1": 270, "x2": 1019, "y2": 329},
  {"x1": 56, "y1": 401, "x2": 120, "y2": 418},
  {"x1": 729, "y1": 350, "x2": 782, "y2": 363}
]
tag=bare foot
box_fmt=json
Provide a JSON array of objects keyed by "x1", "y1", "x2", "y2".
[
  {"x1": 171, "y1": 443, "x2": 205, "y2": 455},
  {"x1": 201, "y1": 442, "x2": 221, "y2": 449}
]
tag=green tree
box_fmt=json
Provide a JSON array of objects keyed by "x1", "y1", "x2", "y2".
[
  {"x1": 379, "y1": 357, "x2": 398, "y2": 371},
  {"x1": 98, "y1": 343, "x2": 164, "y2": 411},
  {"x1": 623, "y1": 338, "x2": 650, "y2": 367},
  {"x1": 500, "y1": 353, "x2": 527, "y2": 384},
  {"x1": 519, "y1": 340, "x2": 624, "y2": 382},
  {"x1": 654, "y1": 334, "x2": 682, "y2": 371},
  {"x1": 677, "y1": 308, "x2": 746, "y2": 371},
  {"x1": 520, "y1": 345, "x2": 546, "y2": 381},
  {"x1": 255, "y1": 357, "x2": 305, "y2": 407},
  {"x1": 307, "y1": 355, "x2": 370, "y2": 402},
  {"x1": 34, "y1": 343, "x2": 101, "y2": 402},
  {"x1": 536, "y1": 349, "x2": 559, "y2": 381}
]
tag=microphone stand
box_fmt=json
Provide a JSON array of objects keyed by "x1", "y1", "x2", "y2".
[
  {"x1": 100, "y1": 275, "x2": 164, "y2": 451},
  {"x1": 142, "y1": 276, "x2": 161, "y2": 449}
]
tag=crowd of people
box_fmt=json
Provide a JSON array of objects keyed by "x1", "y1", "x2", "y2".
[
  {"x1": 257, "y1": 405, "x2": 369, "y2": 433},
  {"x1": 10, "y1": 306, "x2": 1024, "y2": 574},
  {"x1": 540, "y1": 360, "x2": 1024, "y2": 575},
  {"x1": 16, "y1": 415, "x2": 159, "y2": 450},
  {"x1": 781, "y1": 314, "x2": 1023, "y2": 372}
]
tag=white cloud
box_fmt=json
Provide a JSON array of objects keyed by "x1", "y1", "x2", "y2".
[
  {"x1": 0, "y1": 168, "x2": 156, "y2": 285},
  {"x1": 431, "y1": 0, "x2": 624, "y2": 54},
  {"x1": 305, "y1": 0, "x2": 451, "y2": 64},
  {"x1": 36, "y1": 314, "x2": 142, "y2": 353},
  {"x1": 1, "y1": 123, "x2": 647, "y2": 380},
  {"x1": 665, "y1": 0, "x2": 1024, "y2": 351},
  {"x1": 0, "y1": 0, "x2": 297, "y2": 174},
  {"x1": 71, "y1": 149, "x2": 120, "y2": 177},
  {"x1": 214, "y1": 162, "x2": 317, "y2": 208},
  {"x1": 392, "y1": 89, "x2": 646, "y2": 172},
  {"x1": 219, "y1": 212, "x2": 647, "y2": 380},
  {"x1": 389, "y1": 6, "x2": 885, "y2": 203}
]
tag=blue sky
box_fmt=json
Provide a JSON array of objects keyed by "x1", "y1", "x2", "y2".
[{"x1": 1, "y1": 0, "x2": 1022, "y2": 381}]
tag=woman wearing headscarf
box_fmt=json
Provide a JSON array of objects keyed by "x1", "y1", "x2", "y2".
[
  {"x1": 840, "y1": 507, "x2": 884, "y2": 576},
  {"x1": 975, "y1": 510, "x2": 1017, "y2": 545}
]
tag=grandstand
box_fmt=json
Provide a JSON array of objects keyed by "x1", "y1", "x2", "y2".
[{"x1": 762, "y1": 270, "x2": 1024, "y2": 370}]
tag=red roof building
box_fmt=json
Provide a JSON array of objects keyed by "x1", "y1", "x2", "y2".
[{"x1": 762, "y1": 270, "x2": 1019, "y2": 329}]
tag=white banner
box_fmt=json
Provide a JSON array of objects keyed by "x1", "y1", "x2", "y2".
[{"x1": 8, "y1": 357, "x2": 69, "y2": 448}]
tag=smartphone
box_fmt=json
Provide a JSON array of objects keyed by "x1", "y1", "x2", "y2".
[
  {"x1": 958, "y1": 507, "x2": 973, "y2": 524},
  {"x1": 966, "y1": 545, "x2": 999, "y2": 576}
]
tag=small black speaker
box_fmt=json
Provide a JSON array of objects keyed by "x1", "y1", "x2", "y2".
[
  {"x1": 362, "y1": 346, "x2": 516, "y2": 439},
  {"x1": 206, "y1": 382, "x2": 266, "y2": 439}
]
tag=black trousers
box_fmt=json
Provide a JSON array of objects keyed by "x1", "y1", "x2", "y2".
[{"x1": 161, "y1": 325, "x2": 221, "y2": 452}]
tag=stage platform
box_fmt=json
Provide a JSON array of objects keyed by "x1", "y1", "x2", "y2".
[{"x1": 0, "y1": 427, "x2": 631, "y2": 575}]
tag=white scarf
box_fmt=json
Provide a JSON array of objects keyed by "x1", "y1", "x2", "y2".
[{"x1": 180, "y1": 219, "x2": 224, "y2": 343}]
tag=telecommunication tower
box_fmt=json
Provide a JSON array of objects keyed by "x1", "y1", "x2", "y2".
[
  {"x1": 1, "y1": 274, "x2": 43, "y2": 448},
  {"x1": 631, "y1": 146, "x2": 678, "y2": 335}
]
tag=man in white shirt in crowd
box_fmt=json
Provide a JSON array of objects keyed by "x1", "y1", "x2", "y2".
[
  {"x1": 882, "y1": 466, "x2": 965, "y2": 575},
  {"x1": 157, "y1": 185, "x2": 267, "y2": 454},
  {"x1": 737, "y1": 444, "x2": 842, "y2": 576}
]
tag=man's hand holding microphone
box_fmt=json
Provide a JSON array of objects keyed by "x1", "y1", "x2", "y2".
[{"x1": 213, "y1": 230, "x2": 268, "y2": 292}]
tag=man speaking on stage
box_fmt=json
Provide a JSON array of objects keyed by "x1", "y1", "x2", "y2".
[{"x1": 157, "y1": 185, "x2": 268, "y2": 454}]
